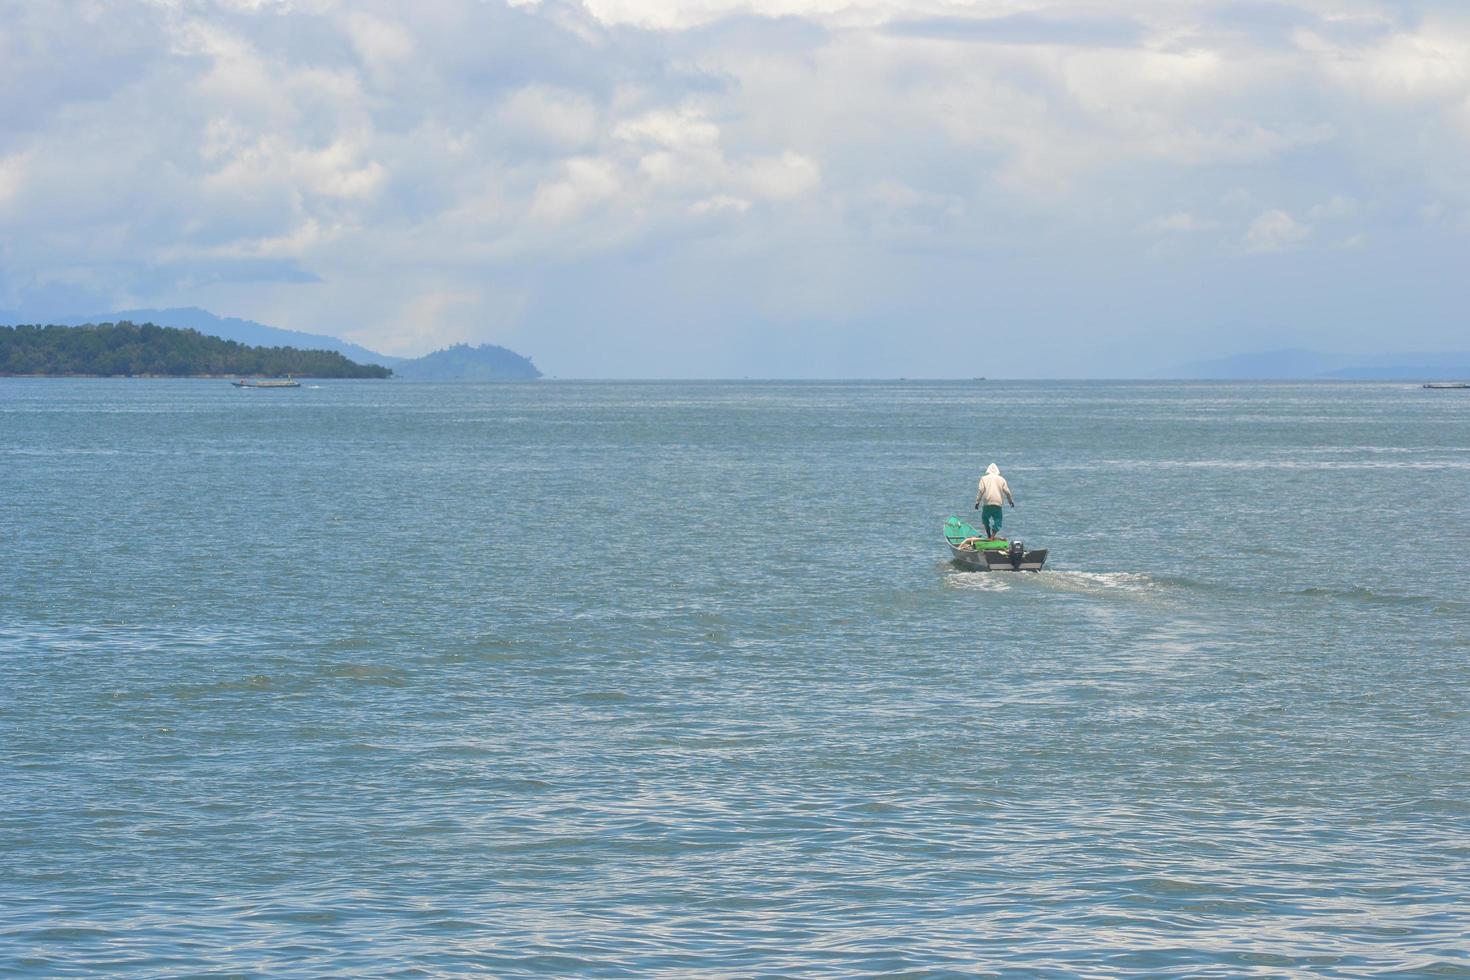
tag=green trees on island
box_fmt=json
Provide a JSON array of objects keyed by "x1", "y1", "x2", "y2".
[{"x1": 0, "y1": 322, "x2": 392, "y2": 378}]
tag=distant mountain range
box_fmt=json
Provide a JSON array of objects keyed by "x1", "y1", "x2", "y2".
[
  {"x1": 1, "y1": 308, "x2": 1459, "y2": 381},
  {"x1": 0, "y1": 307, "x2": 540, "y2": 381},
  {"x1": 1175, "y1": 349, "x2": 1470, "y2": 381}
]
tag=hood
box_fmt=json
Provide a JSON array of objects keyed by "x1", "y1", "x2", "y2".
[{"x1": 986, "y1": 463, "x2": 1000, "y2": 476}]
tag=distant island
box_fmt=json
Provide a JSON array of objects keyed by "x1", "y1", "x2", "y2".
[
  {"x1": 392, "y1": 343, "x2": 541, "y2": 381},
  {"x1": 40, "y1": 306, "x2": 397, "y2": 368},
  {"x1": 1, "y1": 307, "x2": 543, "y2": 382},
  {"x1": 0, "y1": 322, "x2": 392, "y2": 378}
]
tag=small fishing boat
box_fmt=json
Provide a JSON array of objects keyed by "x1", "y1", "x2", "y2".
[
  {"x1": 232, "y1": 377, "x2": 301, "y2": 388},
  {"x1": 944, "y1": 516, "x2": 1048, "y2": 571},
  {"x1": 1423, "y1": 382, "x2": 1469, "y2": 389}
]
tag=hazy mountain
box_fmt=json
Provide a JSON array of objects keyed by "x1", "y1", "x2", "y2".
[
  {"x1": 50, "y1": 307, "x2": 401, "y2": 367},
  {"x1": 1176, "y1": 349, "x2": 1470, "y2": 380},
  {"x1": 392, "y1": 343, "x2": 541, "y2": 381},
  {"x1": 1, "y1": 307, "x2": 544, "y2": 380}
]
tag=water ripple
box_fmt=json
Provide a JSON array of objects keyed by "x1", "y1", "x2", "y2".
[{"x1": 3, "y1": 379, "x2": 1469, "y2": 975}]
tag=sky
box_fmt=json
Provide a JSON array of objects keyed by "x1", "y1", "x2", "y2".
[{"x1": 1, "y1": 0, "x2": 1467, "y2": 377}]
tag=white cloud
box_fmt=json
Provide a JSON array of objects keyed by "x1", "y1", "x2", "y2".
[
  {"x1": 2, "y1": 0, "x2": 1469, "y2": 370},
  {"x1": 739, "y1": 151, "x2": 821, "y2": 201},
  {"x1": 1147, "y1": 211, "x2": 1217, "y2": 233},
  {"x1": 1245, "y1": 209, "x2": 1311, "y2": 252},
  {"x1": 614, "y1": 107, "x2": 721, "y2": 149},
  {"x1": 1309, "y1": 195, "x2": 1357, "y2": 221},
  {"x1": 0, "y1": 151, "x2": 29, "y2": 208},
  {"x1": 496, "y1": 86, "x2": 601, "y2": 152},
  {"x1": 1311, "y1": 22, "x2": 1470, "y2": 102},
  {"x1": 528, "y1": 156, "x2": 624, "y2": 225},
  {"x1": 344, "y1": 12, "x2": 416, "y2": 83},
  {"x1": 690, "y1": 194, "x2": 751, "y2": 215}
]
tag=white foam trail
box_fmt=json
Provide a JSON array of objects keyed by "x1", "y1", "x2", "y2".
[
  {"x1": 944, "y1": 572, "x2": 1012, "y2": 592},
  {"x1": 1033, "y1": 571, "x2": 1162, "y2": 596},
  {"x1": 945, "y1": 569, "x2": 1167, "y2": 596}
]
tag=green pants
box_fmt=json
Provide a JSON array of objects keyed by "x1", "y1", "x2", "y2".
[{"x1": 980, "y1": 504, "x2": 1003, "y2": 536}]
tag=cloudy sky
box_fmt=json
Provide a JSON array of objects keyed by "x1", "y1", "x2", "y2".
[{"x1": 1, "y1": 0, "x2": 1466, "y2": 376}]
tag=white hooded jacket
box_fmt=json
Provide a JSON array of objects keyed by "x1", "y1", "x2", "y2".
[{"x1": 975, "y1": 463, "x2": 1015, "y2": 508}]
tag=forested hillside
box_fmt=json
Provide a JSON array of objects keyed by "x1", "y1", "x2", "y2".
[{"x1": 0, "y1": 322, "x2": 392, "y2": 378}]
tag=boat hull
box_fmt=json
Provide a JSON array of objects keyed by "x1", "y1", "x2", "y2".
[
  {"x1": 943, "y1": 516, "x2": 1047, "y2": 571},
  {"x1": 948, "y1": 543, "x2": 1048, "y2": 572}
]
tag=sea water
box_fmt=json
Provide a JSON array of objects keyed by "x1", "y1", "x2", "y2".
[{"x1": 2, "y1": 379, "x2": 1468, "y2": 976}]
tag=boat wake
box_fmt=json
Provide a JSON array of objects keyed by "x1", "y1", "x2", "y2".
[
  {"x1": 945, "y1": 564, "x2": 1470, "y2": 620},
  {"x1": 1035, "y1": 570, "x2": 1163, "y2": 596},
  {"x1": 942, "y1": 567, "x2": 1167, "y2": 597},
  {"x1": 942, "y1": 567, "x2": 1226, "y2": 610},
  {"x1": 943, "y1": 570, "x2": 1015, "y2": 591}
]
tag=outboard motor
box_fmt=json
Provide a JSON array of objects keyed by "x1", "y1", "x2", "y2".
[{"x1": 1008, "y1": 539, "x2": 1024, "y2": 569}]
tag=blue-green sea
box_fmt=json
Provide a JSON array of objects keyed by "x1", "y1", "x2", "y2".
[{"x1": 3, "y1": 379, "x2": 1469, "y2": 976}]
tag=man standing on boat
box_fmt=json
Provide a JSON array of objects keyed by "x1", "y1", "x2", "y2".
[{"x1": 974, "y1": 463, "x2": 1015, "y2": 539}]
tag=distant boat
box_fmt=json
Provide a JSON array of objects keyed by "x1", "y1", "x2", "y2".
[
  {"x1": 1423, "y1": 382, "x2": 1469, "y2": 389},
  {"x1": 232, "y1": 377, "x2": 300, "y2": 388}
]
